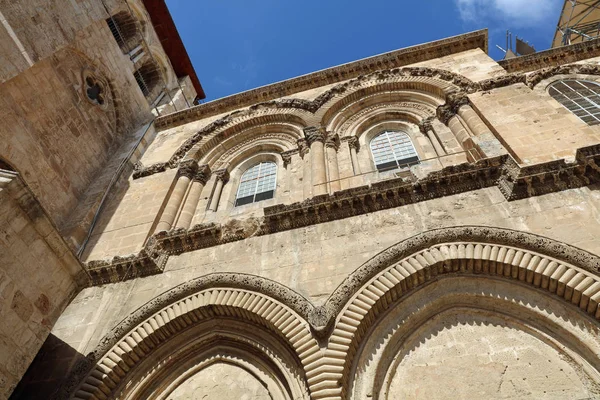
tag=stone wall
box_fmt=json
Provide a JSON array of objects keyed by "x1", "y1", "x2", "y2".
[
  {"x1": 12, "y1": 30, "x2": 600, "y2": 400},
  {"x1": 0, "y1": 170, "x2": 84, "y2": 398},
  {"x1": 53, "y1": 185, "x2": 600, "y2": 361}
]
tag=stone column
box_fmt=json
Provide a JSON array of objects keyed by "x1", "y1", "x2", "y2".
[
  {"x1": 208, "y1": 169, "x2": 229, "y2": 212},
  {"x1": 175, "y1": 164, "x2": 210, "y2": 229},
  {"x1": 325, "y1": 133, "x2": 341, "y2": 193},
  {"x1": 419, "y1": 118, "x2": 446, "y2": 156},
  {"x1": 156, "y1": 160, "x2": 196, "y2": 233},
  {"x1": 437, "y1": 101, "x2": 471, "y2": 146},
  {"x1": 304, "y1": 126, "x2": 327, "y2": 196},
  {"x1": 298, "y1": 138, "x2": 312, "y2": 199},
  {"x1": 457, "y1": 104, "x2": 492, "y2": 137},
  {"x1": 344, "y1": 136, "x2": 361, "y2": 175}
]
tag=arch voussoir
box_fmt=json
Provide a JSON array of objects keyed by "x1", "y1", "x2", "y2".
[
  {"x1": 71, "y1": 285, "x2": 320, "y2": 400},
  {"x1": 322, "y1": 237, "x2": 600, "y2": 399}
]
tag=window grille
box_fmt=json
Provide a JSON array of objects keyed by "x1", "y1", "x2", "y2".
[
  {"x1": 235, "y1": 162, "x2": 277, "y2": 207},
  {"x1": 548, "y1": 80, "x2": 600, "y2": 126},
  {"x1": 369, "y1": 131, "x2": 419, "y2": 171},
  {"x1": 106, "y1": 17, "x2": 125, "y2": 48},
  {"x1": 133, "y1": 70, "x2": 150, "y2": 97}
]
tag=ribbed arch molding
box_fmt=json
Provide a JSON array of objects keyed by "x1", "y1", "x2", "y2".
[
  {"x1": 70, "y1": 286, "x2": 320, "y2": 399},
  {"x1": 318, "y1": 240, "x2": 600, "y2": 398},
  {"x1": 319, "y1": 82, "x2": 447, "y2": 132},
  {"x1": 65, "y1": 227, "x2": 600, "y2": 400}
]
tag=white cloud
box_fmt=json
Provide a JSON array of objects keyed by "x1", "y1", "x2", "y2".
[{"x1": 456, "y1": 0, "x2": 561, "y2": 27}]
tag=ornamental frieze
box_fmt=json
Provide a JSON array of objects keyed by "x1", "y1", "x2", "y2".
[
  {"x1": 337, "y1": 102, "x2": 436, "y2": 135},
  {"x1": 86, "y1": 143, "x2": 600, "y2": 286},
  {"x1": 136, "y1": 63, "x2": 600, "y2": 180}
]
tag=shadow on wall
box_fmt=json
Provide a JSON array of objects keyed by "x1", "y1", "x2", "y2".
[{"x1": 9, "y1": 334, "x2": 86, "y2": 399}]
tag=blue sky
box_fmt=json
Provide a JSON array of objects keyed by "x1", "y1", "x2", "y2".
[{"x1": 165, "y1": 0, "x2": 564, "y2": 101}]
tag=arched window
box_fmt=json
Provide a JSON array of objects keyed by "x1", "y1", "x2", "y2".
[
  {"x1": 133, "y1": 61, "x2": 162, "y2": 98},
  {"x1": 106, "y1": 12, "x2": 140, "y2": 53},
  {"x1": 548, "y1": 80, "x2": 600, "y2": 125},
  {"x1": 235, "y1": 162, "x2": 277, "y2": 207},
  {"x1": 369, "y1": 131, "x2": 419, "y2": 171}
]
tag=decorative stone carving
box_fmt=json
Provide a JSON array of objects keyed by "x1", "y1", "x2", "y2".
[
  {"x1": 132, "y1": 161, "x2": 167, "y2": 179},
  {"x1": 176, "y1": 159, "x2": 199, "y2": 179},
  {"x1": 418, "y1": 117, "x2": 434, "y2": 134},
  {"x1": 86, "y1": 249, "x2": 167, "y2": 286},
  {"x1": 211, "y1": 132, "x2": 298, "y2": 170},
  {"x1": 297, "y1": 138, "x2": 309, "y2": 158},
  {"x1": 280, "y1": 149, "x2": 298, "y2": 167},
  {"x1": 194, "y1": 164, "x2": 211, "y2": 184},
  {"x1": 342, "y1": 136, "x2": 360, "y2": 152},
  {"x1": 303, "y1": 126, "x2": 326, "y2": 146},
  {"x1": 337, "y1": 101, "x2": 436, "y2": 136},
  {"x1": 325, "y1": 132, "x2": 340, "y2": 151},
  {"x1": 214, "y1": 168, "x2": 230, "y2": 183},
  {"x1": 436, "y1": 92, "x2": 470, "y2": 124}
]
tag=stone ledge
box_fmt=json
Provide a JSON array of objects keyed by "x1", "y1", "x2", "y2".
[
  {"x1": 499, "y1": 37, "x2": 600, "y2": 73},
  {"x1": 84, "y1": 144, "x2": 600, "y2": 285},
  {"x1": 138, "y1": 63, "x2": 600, "y2": 181}
]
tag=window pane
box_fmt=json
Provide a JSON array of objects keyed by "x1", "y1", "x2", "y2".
[
  {"x1": 370, "y1": 131, "x2": 419, "y2": 171},
  {"x1": 549, "y1": 80, "x2": 600, "y2": 126},
  {"x1": 235, "y1": 161, "x2": 277, "y2": 206}
]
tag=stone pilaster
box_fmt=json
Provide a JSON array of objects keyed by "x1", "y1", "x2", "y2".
[
  {"x1": 419, "y1": 117, "x2": 446, "y2": 156},
  {"x1": 304, "y1": 126, "x2": 327, "y2": 196},
  {"x1": 325, "y1": 133, "x2": 341, "y2": 193},
  {"x1": 155, "y1": 160, "x2": 197, "y2": 233},
  {"x1": 208, "y1": 169, "x2": 229, "y2": 212},
  {"x1": 342, "y1": 136, "x2": 361, "y2": 175},
  {"x1": 176, "y1": 164, "x2": 211, "y2": 229}
]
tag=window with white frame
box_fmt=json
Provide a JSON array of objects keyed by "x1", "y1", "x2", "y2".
[
  {"x1": 548, "y1": 80, "x2": 600, "y2": 126},
  {"x1": 369, "y1": 131, "x2": 419, "y2": 171},
  {"x1": 235, "y1": 162, "x2": 277, "y2": 206}
]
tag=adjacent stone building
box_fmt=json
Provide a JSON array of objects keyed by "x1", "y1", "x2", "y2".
[{"x1": 3, "y1": 1, "x2": 600, "y2": 399}]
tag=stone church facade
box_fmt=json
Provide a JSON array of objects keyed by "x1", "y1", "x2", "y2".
[{"x1": 3, "y1": 2, "x2": 600, "y2": 399}]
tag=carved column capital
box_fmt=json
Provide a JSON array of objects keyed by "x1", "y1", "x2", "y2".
[
  {"x1": 304, "y1": 126, "x2": 326, "y2": 146},
  {"x1": 194, "y1": 164, "x2": 211, "y2": 184},
  {"x1": 177, "y1": 159, "x2": 199, "y2": 179},
  {"x1": 418, "y1": 117, "x2": 434, "y2": 134},
  {"x1": 437, "y1": 92, "x2": 470, "y2": 124},
  {"x1": 297, "y1": 138, "x2": 309, "y2": 158},
  {"x1": 214, "y1": 169, "x2": 229, "y2": 183},
  {"x1": 342, "y1": 136, "x2": 360, "y2": 152},
  {"x1": 280, "y1": 150, "x2": 298, "y2": 167},
  {"x1": 325, "y1": 133, "x2": 340, "y2": 151}
]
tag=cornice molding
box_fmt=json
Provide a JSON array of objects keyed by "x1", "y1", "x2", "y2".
[
  {"x1": 155, "y1": 30, "x2": 487, "y2": 129},
  {"x1": 85, "y1": 143, "x2": 600, "y2": 286},
  {"x1": 63, "y1": 225, "x2": 600, "y2": 400},
  {"x1": 499, "y1": 37, "x2": 600, "y2": 73}
]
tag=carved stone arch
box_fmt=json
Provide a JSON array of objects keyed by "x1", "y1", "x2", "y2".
[
  {"x1": 337, "y1": 101, "x2": 435, "y2": 138},
  {"x1": 318, "y1": 77, "x2": 459, "y2": 130},
  {"x1": 63, "y1": 273, "x2": 320, "y2": 400},
  {"x1": 327, "y1": 90, "x2": 438, "y2": 136},
  {"x1": 527, "y1": 63, "x2": 600, "y2": 89},
  {"x1": 183, "y1": 114, "x2": 307, "y2": 164},
  {"x1": 200, "y1": 127, "x2": 301, "y2": 169},
  {"x1": 313, "y1": 226, "x2": 600, "y2": 399}
]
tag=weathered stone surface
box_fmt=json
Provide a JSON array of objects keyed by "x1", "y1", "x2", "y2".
[{"x1": 8, "y1": 11, "x2": 600, "y2": 400}]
